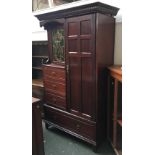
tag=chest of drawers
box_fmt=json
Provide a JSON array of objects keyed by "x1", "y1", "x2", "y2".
[{"x1": 43, "y1": 64, "x2": 66, "y2": 110}]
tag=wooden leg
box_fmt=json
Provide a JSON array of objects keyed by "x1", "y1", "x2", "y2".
[
  {"x1": 45, "y1": 123, "x2": 50, "y2": 129},
  {"x1": 92, "y1": 145, "x2": 98, "y2": 153}
]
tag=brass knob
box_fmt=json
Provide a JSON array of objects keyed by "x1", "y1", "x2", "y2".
[{"x1": 52, "y1": 72, "x2": 56, "y2": 76}]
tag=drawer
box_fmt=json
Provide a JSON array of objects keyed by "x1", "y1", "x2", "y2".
[
  {"x1": 44, "y1": 106, "x2": 96, "y2": 140},
  {"x1": 44, "y1": 81, "x2": 65, "y2": 97},
  {"x1": 44, "y1": 92, "x2": 66, "y2": 109},
  {"x1": 43, "y1": 66, "x2": 65, "y2": 82}
]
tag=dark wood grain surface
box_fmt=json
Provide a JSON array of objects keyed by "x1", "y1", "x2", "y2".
[
  {"x1": 43, "y1": 64, "x2": 66, "y2": 109},
  {"x1": 107, "y1": 66, "x2": 122, "y2": 155},
  {"x1": 35, "y1": 2, "x2": 119, "y2": 26},
  {"x1": 32, "y1": 98, "x2": 44, "y2": 155},
  {"x1": 39, "y1": 2, "x2": 118, "y2": 149}
]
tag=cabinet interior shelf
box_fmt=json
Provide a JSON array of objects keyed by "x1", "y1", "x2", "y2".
[
  {"x1": 32, "y1": 79, "x2": 44, "y2": 87},
  {"x1": 32, "y1": 67, "x2": 42, "y2": 70}
]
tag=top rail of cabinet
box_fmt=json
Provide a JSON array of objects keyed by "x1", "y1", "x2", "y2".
[{"x1": 33, "y1": 1, "x2": 119, "y2": 27}]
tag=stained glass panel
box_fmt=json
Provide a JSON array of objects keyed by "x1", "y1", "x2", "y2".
[{"x1": 52, "y1": 29, "x2": 65, "y2": 63}]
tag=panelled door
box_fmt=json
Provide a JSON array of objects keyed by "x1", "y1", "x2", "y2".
[{"x1": 66, "y1": 14, "x2": 96, "y2": 120}]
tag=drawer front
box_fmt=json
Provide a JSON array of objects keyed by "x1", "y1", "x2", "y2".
[
  {"x1": 44, "y1": 106, "x2": 96, "y2": 140},
  {"x1": 44, "y1": 81, "x2": 65, "y2": 97},
  {"x1": 43, "y1": 66, "x2": 65, "y2": 82},
  {"x1": 44, "y1": 92, "x2": 66, "y2": 109}
]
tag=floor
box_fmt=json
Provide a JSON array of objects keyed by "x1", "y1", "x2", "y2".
[{"x1": 42, "y1": 122, "x2": 115, "y2": 155}]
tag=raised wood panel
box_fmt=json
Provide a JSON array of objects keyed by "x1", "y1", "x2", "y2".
[
  {"x1": 80, "y1": 20, "x2": 91, "y2": 35},
  {"x1": 68, "y1": 39, "x2": 78, "y2": 52},
  {"x1": 80, "y1": 39, "x2": 91, "y2": 53},
  {"x1": 81, "y1": 57, "x2": 94, "y2": 117},
  {"x1": 69, "y1": 57, "x2": 81, "y2": 112},
  {"x1": 68, "y1": 22, "x2": 78, "y2": 36},
  {"x1": 66, "y1": 14, "x2": 95, "y2": 120}
]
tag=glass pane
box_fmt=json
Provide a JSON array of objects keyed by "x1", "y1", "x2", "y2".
[{"x1": 52, "y1": 29, "x2": 65, "y2": 63}]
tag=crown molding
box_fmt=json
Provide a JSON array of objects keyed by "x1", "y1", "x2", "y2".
[{"x1": 34, "y1": 1, "x2": 119, "y2": 27}]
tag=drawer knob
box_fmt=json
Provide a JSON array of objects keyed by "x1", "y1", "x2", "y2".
[
  {"x1": 52, "y1": 72, "x2": 56, "y2": 76},
  {"x1": 76, "y1": 124, "x2": 80, "y2": 130}
]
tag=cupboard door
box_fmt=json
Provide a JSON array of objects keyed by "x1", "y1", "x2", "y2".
[{"x1": 66, "y1": 14, "x2": 96, "y2": 120}]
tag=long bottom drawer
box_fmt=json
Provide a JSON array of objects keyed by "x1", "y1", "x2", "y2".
[{"x1": 44, "y1": 105, "x2": 96, "y2": 144}]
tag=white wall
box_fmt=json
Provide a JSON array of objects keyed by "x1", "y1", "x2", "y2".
[
  {"x1": 114, "y1": 20, "x2": 122, "y2": 65},
  {"x1": 32, "y1": 16, "x2": 47, "y2": 41}
]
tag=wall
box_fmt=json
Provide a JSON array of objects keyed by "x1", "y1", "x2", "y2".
[
  {"x1": 114, "y1": 19, "x2": 122, "y2": 65},
  {"x1": 32, "y1": 16, "x2": 47, "y2": 41}
]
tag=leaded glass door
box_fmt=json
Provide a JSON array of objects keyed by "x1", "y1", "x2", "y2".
[
  {"x1": 47, "y1": 21, "x2": 65, "y2": 65},
  {"x1": 52, "y1": 28, "x2": 65, "y2": 63}
]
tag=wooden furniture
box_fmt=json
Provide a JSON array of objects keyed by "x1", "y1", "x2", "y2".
[
  {"x1": 32, "y1": 41, "x2": 48, "y2": 99},
  {"x1": 32, "y1": 97, "x2": 45, "y2": 155},
  {"x1": 34, "y1": 2, "x2": 119, "y2": 149},
  {"x1": 107, "y1": 66, "x2": 122, "y2": 155}
]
